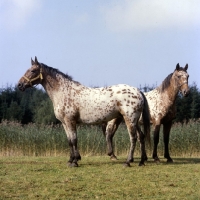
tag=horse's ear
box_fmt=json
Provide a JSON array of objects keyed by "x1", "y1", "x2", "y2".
[
  {"x1": 176, "y1": 63, "x2": 180, "y2": 70},
  {"x1": 31, "y1": 58, "x2": 35, "y2": 65},
  {"x1": 184, "y1": 64, "x2": 188, "y2": 71},
  {"x1": 35, "y1": 56, "x2": 39, "y2": 65}
]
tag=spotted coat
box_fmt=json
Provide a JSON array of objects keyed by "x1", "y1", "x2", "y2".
[
  {"x1": 143, "y1": 67, "x2": 189, "y2": 125},
  {"x1": 103, "y1": 63, "x2": 189, "y2": 162},
  {"x1": 41, "y1": 70, "x2": 143, "y2": 125},
  {"x1": 18, "y1": 57, "x2": 150, "y2": 167}
]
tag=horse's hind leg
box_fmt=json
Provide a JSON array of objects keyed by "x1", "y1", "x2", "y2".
[
  {"x1": 103, "y1": 118, "x2": 122, "y2": 160},
  {"x1": 123, "y1": 118, "x2": 137, "y2": 167},
  {"x1": 163, "y1": 121, "x2": 173, "y2": 162}
]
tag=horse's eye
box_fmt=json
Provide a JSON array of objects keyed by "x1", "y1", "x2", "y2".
[{"x1": 31, "y1": 70, "x2": 36, "y2": 73}]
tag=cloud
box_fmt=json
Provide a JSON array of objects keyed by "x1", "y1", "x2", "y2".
[
  {"x1": 101, "y1": 0, "x2": 200, "y2": 32},
  {"x1": 0, "y1": 0, "x2": 41, "y2": 31}
]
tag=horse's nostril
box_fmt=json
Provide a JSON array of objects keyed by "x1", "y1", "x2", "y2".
[
  {"x1": 18, "y1": 83, "x2": 23, "y2": 89},
  {"x1": 183, "y1": 90, "x2": 189, "y2": 96}
]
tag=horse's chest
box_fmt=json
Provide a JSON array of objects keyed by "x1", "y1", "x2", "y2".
[
  {"x1": 52, "y1": 94, "x2": 77, "y2": 121},
  {"x1": 146, "y1": 92, "x2": 171, "y2": 122}
]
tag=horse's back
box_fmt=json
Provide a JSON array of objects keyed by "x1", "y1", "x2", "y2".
[
  {"x1": 77, "y1": 84, "x2": 144, "y2": 124},
  {"x1": 99, "y1": 84, "x2": 144, "y2": 109}
]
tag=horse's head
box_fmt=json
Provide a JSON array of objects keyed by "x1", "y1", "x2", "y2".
[
  {"x1": 18, "y1": 57, "x2": 43, "y2": 91},
  {"x1": 173, "y1": 63, "x2": 189, "y2": 97}
]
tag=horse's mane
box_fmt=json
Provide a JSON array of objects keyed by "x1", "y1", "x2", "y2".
[
  {"x1": 157, "y1": 67, "x2": 187, "y2": 93},
  {"x1": 40, "y1": 63, "x2": 80, "y2": 84},
  {"x1": 157, "y1": 73, "x2": 173, "y2": 93}
]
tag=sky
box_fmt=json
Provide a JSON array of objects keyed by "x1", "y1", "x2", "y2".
[{"x1": 0, "y1": 0, "x2": 200, "y2": 89}]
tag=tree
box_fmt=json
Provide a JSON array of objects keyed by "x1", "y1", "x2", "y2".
[
  {"x1": 33, "y1": 98, "x2": 58, "y2": 124},
  {"x1": 0, "y1": 83, "x2": 199, "y2": 125},
  {"x1": 6, "y1": 101, "x2": 23, "y2": 121},
  {"x1": 190, "y1": 83, "x2": 200, "y2": 119}
]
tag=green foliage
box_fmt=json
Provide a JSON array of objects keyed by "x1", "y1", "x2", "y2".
[
  {"x1": 0, "y1": 83, "x2": 200, "y2": 124},
  {"x1": 190, "y1": 83, "x2": 200, "y2": 119},
  {"x1": 176, "y1": 82, "x2": 200, "y2": 123},
  {"x1": 33, "y1": 98, "x2": 59, "y2": 124},
  {"x1": 6, "y1": 101, "x2": 23, "y2": 121},
  {"x1": 0, "y1": 86, "x2": 57, "y2": 124}
]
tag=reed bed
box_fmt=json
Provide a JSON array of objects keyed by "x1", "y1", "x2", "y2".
[{"x1": 0, "y1": 120, "x2": 200, "y2": 157}]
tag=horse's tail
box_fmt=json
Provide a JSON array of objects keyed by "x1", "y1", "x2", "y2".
[{"x1": 140, "y1": 91, "x2": 151, "y2": 147}]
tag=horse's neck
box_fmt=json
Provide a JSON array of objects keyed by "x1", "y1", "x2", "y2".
[
  {"x1": 159, "y1": 78, "x2": 179, "y2": 106},
  {"x1": 41, "y1": 73, "x2": 81, "y2": 103}
]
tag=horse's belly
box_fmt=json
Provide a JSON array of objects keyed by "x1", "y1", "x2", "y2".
[{"x1": 79, "y1": 110, "x2": 120, "y2": 124}]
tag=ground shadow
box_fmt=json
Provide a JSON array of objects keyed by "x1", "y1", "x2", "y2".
[{"x1": 1, "y1": 157, "x2": 199, "y2": 167}]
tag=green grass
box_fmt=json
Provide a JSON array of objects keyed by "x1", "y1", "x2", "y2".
[{"x1": 0, "y1": 156, "x2": 200, "y2": 199}]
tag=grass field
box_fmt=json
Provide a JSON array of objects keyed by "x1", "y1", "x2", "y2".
[
  {"x1": 0, "y1": 156, "x2": 200, "y2": 199},
  {"x1": 0, "y1": 121, "x2": 200, "y2": 199}
]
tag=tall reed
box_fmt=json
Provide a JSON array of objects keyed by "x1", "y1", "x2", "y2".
[{"x1": 0, "y1": 120, "x2": 199, "y2": 157}]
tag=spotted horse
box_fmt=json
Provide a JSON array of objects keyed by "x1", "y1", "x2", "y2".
[
  {"x1": 102, "y1": 63, "x2": 189, "y2": 162},
  {"x1": 18, "y1": 57, "x2": 151, "y2": 167}
]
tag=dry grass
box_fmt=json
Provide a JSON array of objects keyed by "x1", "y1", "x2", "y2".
[{"x1": 0, "y1": 120, "x2": 200, "y2": 158}]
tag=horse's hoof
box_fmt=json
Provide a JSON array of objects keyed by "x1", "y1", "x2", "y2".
[
  {"x1": 123, "y1": 162, "x2": 131, "y2": 167},
  {"x1": 129, "y1": 158, "x2": 134, "y2": 163},
  {"x1": 77, "y1": 155, "x2": 81, "y2": 161},
  {"x1": 110, "y1": 155, "x2": 118, "y2": 161},
  {"x1": 67, "y1": 162, "x2": 79, "y2": 167},
  {"x1": 153, "y1": 157, "x2": 160, "y2": 163},
  {"x1": 138, "y1": 162, "x2": 145, "y2": 166},
  {"x1": 167, "y1": 158, "x2": 173, "y2": 163},
  {"x1": 107, "y1": 152, "x2": 113, "y2": 156},
  {"x1": 71, "y1": 162, "x2": 79, "y2": 167},
  {"x1": 67, "y1": 162, "x2": 72, "y2": 167}
]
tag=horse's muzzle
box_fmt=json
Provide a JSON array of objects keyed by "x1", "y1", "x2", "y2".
[
  {"x1": 182, "y1": 89, "x2": 189, "y2": 97},
  {"x1": 18, "y1": 82, "x2": 25, "y2": 91}
]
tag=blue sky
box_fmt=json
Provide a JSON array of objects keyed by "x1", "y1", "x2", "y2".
[{"x1": 0, "y1": 0, "x2": 200, "y2": 89}]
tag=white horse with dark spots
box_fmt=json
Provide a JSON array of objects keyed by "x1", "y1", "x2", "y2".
[
  {"x1": 18, "y1": 57, "x2": 150, "y2": 167},
  {"x1": 102, "y1": 63, "x2": 190, "y2": 163}
]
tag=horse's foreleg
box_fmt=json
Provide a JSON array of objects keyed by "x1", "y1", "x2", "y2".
[
  {"x1": 137, "y1": 125, "x2": 147, "y2": 166},
  {"x1": 102, "y1": 122, "x2": 114, "y2": 157},
  {"x1": 103, "y1": 118, "x2": 122, "y2": 160},
  {"x1": 70, "y1": 137, "x2": 81, "y2": 167},
  {"x1": 163, "y1": 121, "x2": 173, "y2": 162},
  {"x1": 152, "y1": 124, "x2": 161, "y2": 162},
  {"x1": 63, "y1": 121, "x2": 81, "y2": 167},
  {"x1": 67, "y1": 138, "x2": 75, "y2": 164},
  {"x1": 106, "y1": 132, "x2": 115, "y2": 158}
]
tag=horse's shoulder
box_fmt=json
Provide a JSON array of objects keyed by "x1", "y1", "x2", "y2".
[{"x1": 145, "y1": 89, "x2": 160, "y2": 101}]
